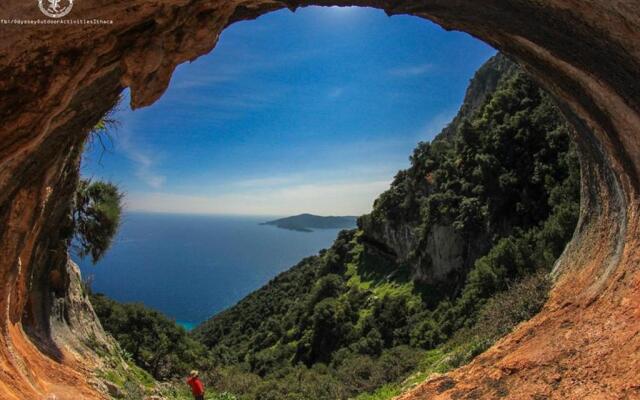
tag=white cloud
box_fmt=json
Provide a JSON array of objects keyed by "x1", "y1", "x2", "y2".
[
  {"x1": 171, "y1": 47, "x2": 325, "y2": 90},
  {"x1": 327, "y1": 87, "x2": 345, "y2": 99},
  {"x1": 233, "y1": 176, "x2": 298, "y2": 188},
  {"x1": 388, "y1": 63, "x2": 434, "y2": 77},
  {"x1": 125, "y1": 179, "x2": 390, "y2": 216},
  {"x1": 171, "y1": 73, "x2": 239, "y2": 90},
  {"x1": 117, "y1": 116, "x2": 166, "y2": 190},
  {"x1": 126, "y1": 151, "x2": 165, "y2": 189}
]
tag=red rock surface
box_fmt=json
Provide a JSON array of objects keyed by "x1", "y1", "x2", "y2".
[{"x1": 0, "y1": 1, "x2": 639, "y2": 399}]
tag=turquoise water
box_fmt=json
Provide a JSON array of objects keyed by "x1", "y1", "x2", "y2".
[
  {"x1": 176, "y1": 321, "x2": 197, "y2": 331},
  {"x1": 78, "y1": 212, "x2": 345, "y2": 327}
]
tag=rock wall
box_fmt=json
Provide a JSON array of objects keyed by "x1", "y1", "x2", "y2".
[
  {"x1": 0, "y1": 1, "x2": 639, "y2": 399},
  {"x1": 436, "y1": 53, "x2": 518, "y2": 142},
  {"x1": 359, "y1": 215, "x2": 470, "y2": 284}
]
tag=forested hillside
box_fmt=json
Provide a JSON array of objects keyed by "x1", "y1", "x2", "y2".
[{"x1": 189, "y1": 54, "x2": 581, "y2": 399}]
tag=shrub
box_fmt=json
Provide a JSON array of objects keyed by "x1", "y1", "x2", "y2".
[
  {"x1": 473, "y1": 271, "x2": 551, "y2": 341},
  {"x1": 73, "y1": 179, "x2": 123, "y2": 263},
  {"x1": 91, "y1": 294, "x2": 212, "y2": 380}
]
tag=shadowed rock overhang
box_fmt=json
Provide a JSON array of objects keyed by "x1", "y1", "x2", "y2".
[{"x1": 0, "y1": 1, "x2": 639, "y2": 399}]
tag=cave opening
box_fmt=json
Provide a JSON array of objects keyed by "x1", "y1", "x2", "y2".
[{"x1": 71, "y1": 6, "x2": 581, "y2": 399}]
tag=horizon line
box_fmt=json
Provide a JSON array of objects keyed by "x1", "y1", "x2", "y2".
[{"x1": 123, "y1": 209, "x2": 363, "y2": 218}]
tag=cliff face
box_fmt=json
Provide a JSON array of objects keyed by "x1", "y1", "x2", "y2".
[
  {"x1": 435, "y1": 54, "x2": 519, "y2": 142},
  {"x1": 1, "y1": 1, "x2": 639, "y2": 399},
  {"x1": 359, "y1": 217, "x2": 469, "y2": 284}
]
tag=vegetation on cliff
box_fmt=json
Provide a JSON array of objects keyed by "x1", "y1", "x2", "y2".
[
  {"x1": 73, "y1": 178, "x2": 123, "y2": 264},
  {"x1": 91, "y1": 294, "x2": 212, "y2": 381},
  {"x1": 186, "y1": 55, "x2": 580, "y2": 399}
]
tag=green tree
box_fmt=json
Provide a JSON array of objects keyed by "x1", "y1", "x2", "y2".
[
  {"x1": 91, "y1": 294, "x2": 211, "y2": 380},
  {"x1": 73, "y1": 179, "x2": 123, "y2": 263}
]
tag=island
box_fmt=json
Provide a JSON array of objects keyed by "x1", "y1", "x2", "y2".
[{"x1": 261, "y1": 213, "x2": 358, "y2": 232}]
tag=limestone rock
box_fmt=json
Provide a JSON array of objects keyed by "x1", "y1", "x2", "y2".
[{"x1": 103, "y1": 381, "x2": 125, "y2": 399}]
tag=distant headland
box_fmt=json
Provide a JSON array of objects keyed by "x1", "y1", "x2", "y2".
[{"x1": 261, "y1": 213, "x2": 358, "y2": 232}]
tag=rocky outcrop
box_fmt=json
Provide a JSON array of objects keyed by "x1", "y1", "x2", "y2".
[
  {"x1": 47, "y1": 260, "x2": 115, "y2": 361},
  {"x1": 1, "y1": 1, "x2": 639, "y2": 399},
  {"x1": 435, "y1": 53, "x2": 518, "y2": 142},
  {"x1": 359, "y1": 216, "x2": 421, "y2": 263},
  {"x1": 359, "y1": 215, "x2": 469, "y2": 284},
  {"x1": 416, "y1": 225, "x2": 466, "y2": 283}
]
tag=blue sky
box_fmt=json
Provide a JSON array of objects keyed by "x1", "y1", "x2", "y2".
[{"x1": 82, "y1": 6, "x2": 495, "y2": 216}]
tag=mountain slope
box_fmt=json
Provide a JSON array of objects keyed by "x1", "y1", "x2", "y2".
[{"x1": 191, "y1": 54, "x2": 580, "y2": 399}]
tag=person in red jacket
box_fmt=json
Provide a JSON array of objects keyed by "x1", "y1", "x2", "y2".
[{"x1": 186, "y1": 370, "x2": 205, "y2": 400}]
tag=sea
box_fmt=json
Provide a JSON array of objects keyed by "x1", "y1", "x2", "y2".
[{"x1": 76, "y1": 212, "x2": 345, "y2": 330}]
